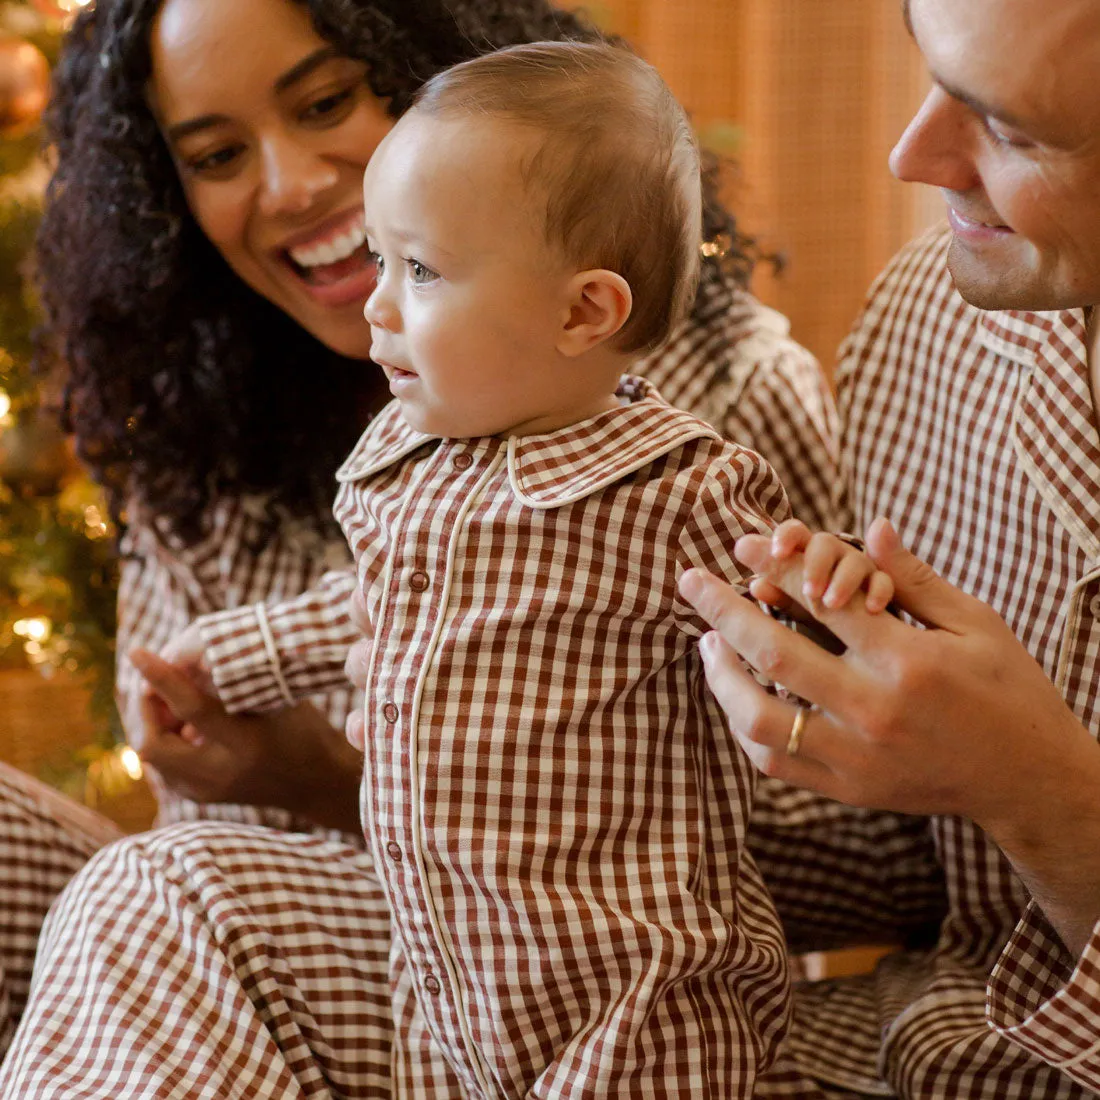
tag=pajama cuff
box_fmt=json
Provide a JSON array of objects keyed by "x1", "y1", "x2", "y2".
[{"x1": 987, "y1": 900, "x2": 1100, "y2": 1091}]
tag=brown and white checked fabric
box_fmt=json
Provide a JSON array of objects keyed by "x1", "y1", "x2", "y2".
[
  {"x1": 329, "y1": 378, "x2": 792, "y2": 1098},
  {"x1": 0, "y1": 763, "x2": 121, "y2": 1055},
  {"x1": 198, "y1": 280, "x2": 841, "y2": 718},
  {"x1": 797, "y1": 224, "x2": 1100, "y2": 1098},
  {"x1": 0, "y1": 282, "x2": 931, "y2": 1097},
  {"x1": 116, "y1": 497, "x2": 362, "y2": 842}
]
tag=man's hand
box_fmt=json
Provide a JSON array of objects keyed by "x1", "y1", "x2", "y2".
[
  {"x1": 679, "y1": 517, "x2": 1100, "y2": 954},
  {"x1": 129, "y1": 648, "x2": 362, "y2": 833}
]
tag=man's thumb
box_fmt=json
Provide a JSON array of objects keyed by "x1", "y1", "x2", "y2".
[{"x1": 865, "y1": 517, "x2": 964, "y2": 630}]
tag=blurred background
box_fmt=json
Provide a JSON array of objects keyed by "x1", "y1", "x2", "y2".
[{"x1": 0, "y1": 0, "x2": 940, "y2": 832}]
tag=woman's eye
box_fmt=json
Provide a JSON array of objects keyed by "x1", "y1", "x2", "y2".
[
  {"x1": 187, "y1": 144, "x2": 244, "y2": 176},
  {"x1": 369, "y1": 251, "x2": 384, "y2": 276},
  {"x1": 302, "y1": 87, "x2": 355, "y2": 123},
  {"x1": 407, "y1": 259, "x2": 438, "y2": 285}
]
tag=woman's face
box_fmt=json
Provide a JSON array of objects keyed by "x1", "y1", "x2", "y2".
[{"x1": 149, "y1": 0, "x2": 392, "y2": 359}]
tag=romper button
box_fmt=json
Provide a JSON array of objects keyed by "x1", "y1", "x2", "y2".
[
  {"x1": 409, "y1": 570, "x2": 430, "y2": 592},
  {"x1": 386, "y1": 841, "x2": 403, "y2": 861},
  {"x1": 423, "y1": 974, "x2": 442, "y2": 995},
  {"x1": 453, "y1": 453, "x2": 473, "y2": 470},
  {"x1": 1090, "y1": 594, "x2": 1100, "y2": 620},
  {"x1": 382, "y1": 702, "x2": 399, "y2": 723}
]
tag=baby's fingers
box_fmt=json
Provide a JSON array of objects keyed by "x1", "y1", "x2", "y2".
[
  {"x1": 748, "y1": 576, "x2": 792, "y2": 611},
  {"x1": 803, "y1": 534, "x2": 852, "y2": 603},
  {"x1": 865, "y1": 570, "x2": 896, "y2": 614},
  {"x1": 770, "y1": 519, "x2": 813, "y2": 559}
]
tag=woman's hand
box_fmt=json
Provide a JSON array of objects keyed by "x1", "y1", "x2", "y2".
[
  {"x1": 129, "y1": 648, "x2": 363, "y2": 834},
  {"x1": 156, "y1": 622, "x2": 215, "y2": 699}
]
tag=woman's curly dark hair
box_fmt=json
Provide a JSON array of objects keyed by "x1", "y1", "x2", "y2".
[{"x1": 39, "y1": 0, "x2": 758, "y2": 545}]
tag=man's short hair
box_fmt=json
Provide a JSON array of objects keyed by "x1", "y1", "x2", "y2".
[{"x1": 413, "y1": 40, "x2": 702, "y2": 354}]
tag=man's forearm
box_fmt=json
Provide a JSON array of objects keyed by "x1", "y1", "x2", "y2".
[{"x1": 982, "y1": 724, "x2": 1100, "y2": 957}]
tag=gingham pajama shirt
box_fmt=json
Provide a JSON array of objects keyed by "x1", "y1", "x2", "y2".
[
  {"x1": 809, "y1": 226, "x2": 1100, "y2": 1098},
  {"x1": 0, "y1": 284, "x2": 938, "y2": 1097},
  {"x1": 324, "y1": 378, "x2": 793, "y2": 1097}
]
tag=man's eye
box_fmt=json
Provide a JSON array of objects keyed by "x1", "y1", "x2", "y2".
[{"x1": 983, "y1": 117, "x2": 1031, "y2": 149}]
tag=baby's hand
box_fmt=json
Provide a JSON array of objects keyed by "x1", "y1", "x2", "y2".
[
  {"x1": 740, "y1": 519, "x2": 895, "y2": 614},
  {"x1": 343, "y1": 588, "x2": 375, "y2": 751}
]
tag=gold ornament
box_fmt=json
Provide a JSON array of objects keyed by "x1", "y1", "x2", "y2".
[{"x1": 0, "y1": 35, "x2": 49, "y2": 139}]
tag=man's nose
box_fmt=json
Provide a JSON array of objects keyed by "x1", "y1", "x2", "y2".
[{"x1": 889, "y1": 85, "x2": 980, "y2": 194}]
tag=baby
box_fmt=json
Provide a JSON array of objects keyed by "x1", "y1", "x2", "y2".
[{"x1": 335, "y1": 40, "x2": 892, "y2": 1098}]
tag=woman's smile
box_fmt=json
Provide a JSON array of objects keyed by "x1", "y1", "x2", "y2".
[{"x1": 279, "y1": 208, "x2": 377, "y2": 307}]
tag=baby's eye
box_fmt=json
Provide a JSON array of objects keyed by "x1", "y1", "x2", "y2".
[
  {"x1": 368, "y1": 251, "x2": 384, "y2": 276},
  {"x1": 406, "y1": 258, "x2": 438, "y2": 285}
]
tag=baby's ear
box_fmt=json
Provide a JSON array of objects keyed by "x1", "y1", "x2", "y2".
[{"x1": 556, "y1": 269, "x2": 632, "y2": 358}]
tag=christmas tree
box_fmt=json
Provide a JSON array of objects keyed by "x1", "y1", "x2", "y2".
[{"x1": 0, "y1": 0, "x2": 143, "y2": 808}]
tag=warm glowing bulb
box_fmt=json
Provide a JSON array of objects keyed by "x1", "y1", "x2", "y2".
[
  {"x1": 0, "y1": 391, "x2": 10, "y2": 419},
  {"x1": 118, "y1": 746, "x2": 144, "y2": 781},
  {"x1": 13, "y1": 617, "x2": 51, "y2": 641}
]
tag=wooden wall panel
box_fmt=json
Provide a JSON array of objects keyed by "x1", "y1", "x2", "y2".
[{"x1": 580, "y1": 0, "x2": 939, "y2": 370}]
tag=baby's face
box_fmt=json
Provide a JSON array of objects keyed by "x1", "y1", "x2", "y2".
[{"x1": 362, "y1": 112, "x2": 594, "y2": 438}]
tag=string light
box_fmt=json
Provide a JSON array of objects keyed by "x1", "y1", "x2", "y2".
[
  {"x1": 13, "y1": 616, "x2": 51, "y2": 642},
  {"x1": 118, "y1": 746, "x2": 143, "y2": 781},
  {"x1": 0, "y1": 390, "x2": 10, "y2": 420},
  {"x1": 83, "y1": 504, "x2": 109, "y2": 539}
]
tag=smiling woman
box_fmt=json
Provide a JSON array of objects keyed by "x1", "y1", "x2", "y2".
[{"x1": 150, "y1": 0, "x2": 388, "y2": 351}]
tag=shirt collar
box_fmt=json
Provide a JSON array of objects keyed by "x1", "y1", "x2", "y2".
[
  {"x1": 975, "y1": 304, "x2": 1100, "y2": 557},
  {"x1": 977, "y1": 306, "x2": 1086, "y2": 366},
  {"x1": 336, "y1": 376, "x2": 720, "y2": 509}
]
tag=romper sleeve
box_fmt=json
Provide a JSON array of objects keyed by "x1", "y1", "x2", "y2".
[
  {"x1": 987, "y1": 901, "x2": 1100, "y2": 1091},
  {"x1": 196, "y1": 567, "x2": 359, "y2": 714},
  {"x1": 673, "y1": 438, "x2": 791, "y2": 609}
]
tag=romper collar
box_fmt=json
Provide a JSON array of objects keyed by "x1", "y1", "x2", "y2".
[{"x1": 336, "y1": 376, "x2": 720, "y2": 509}]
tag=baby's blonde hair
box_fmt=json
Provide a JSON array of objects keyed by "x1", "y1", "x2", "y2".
[{"x1": 413, "y1": 40, "x2": 702, "y2": 354}]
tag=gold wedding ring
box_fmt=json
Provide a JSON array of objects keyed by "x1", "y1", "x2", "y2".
[{"x1": 785, "y1": 707, "x2": 809, "y2": 757}]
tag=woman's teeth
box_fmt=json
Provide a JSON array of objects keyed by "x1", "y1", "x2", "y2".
[{"x1": 289, "y1": 219, "x2": 367, "y2": 270}]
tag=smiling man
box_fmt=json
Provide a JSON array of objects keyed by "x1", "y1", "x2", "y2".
[{"x1": 682, "y1": 0, "x2": 1100, "y2": 1096}]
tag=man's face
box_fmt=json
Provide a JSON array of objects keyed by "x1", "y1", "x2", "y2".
[{"x1": 891, "y1": 0, "x2": 1100, "y2": 311}]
